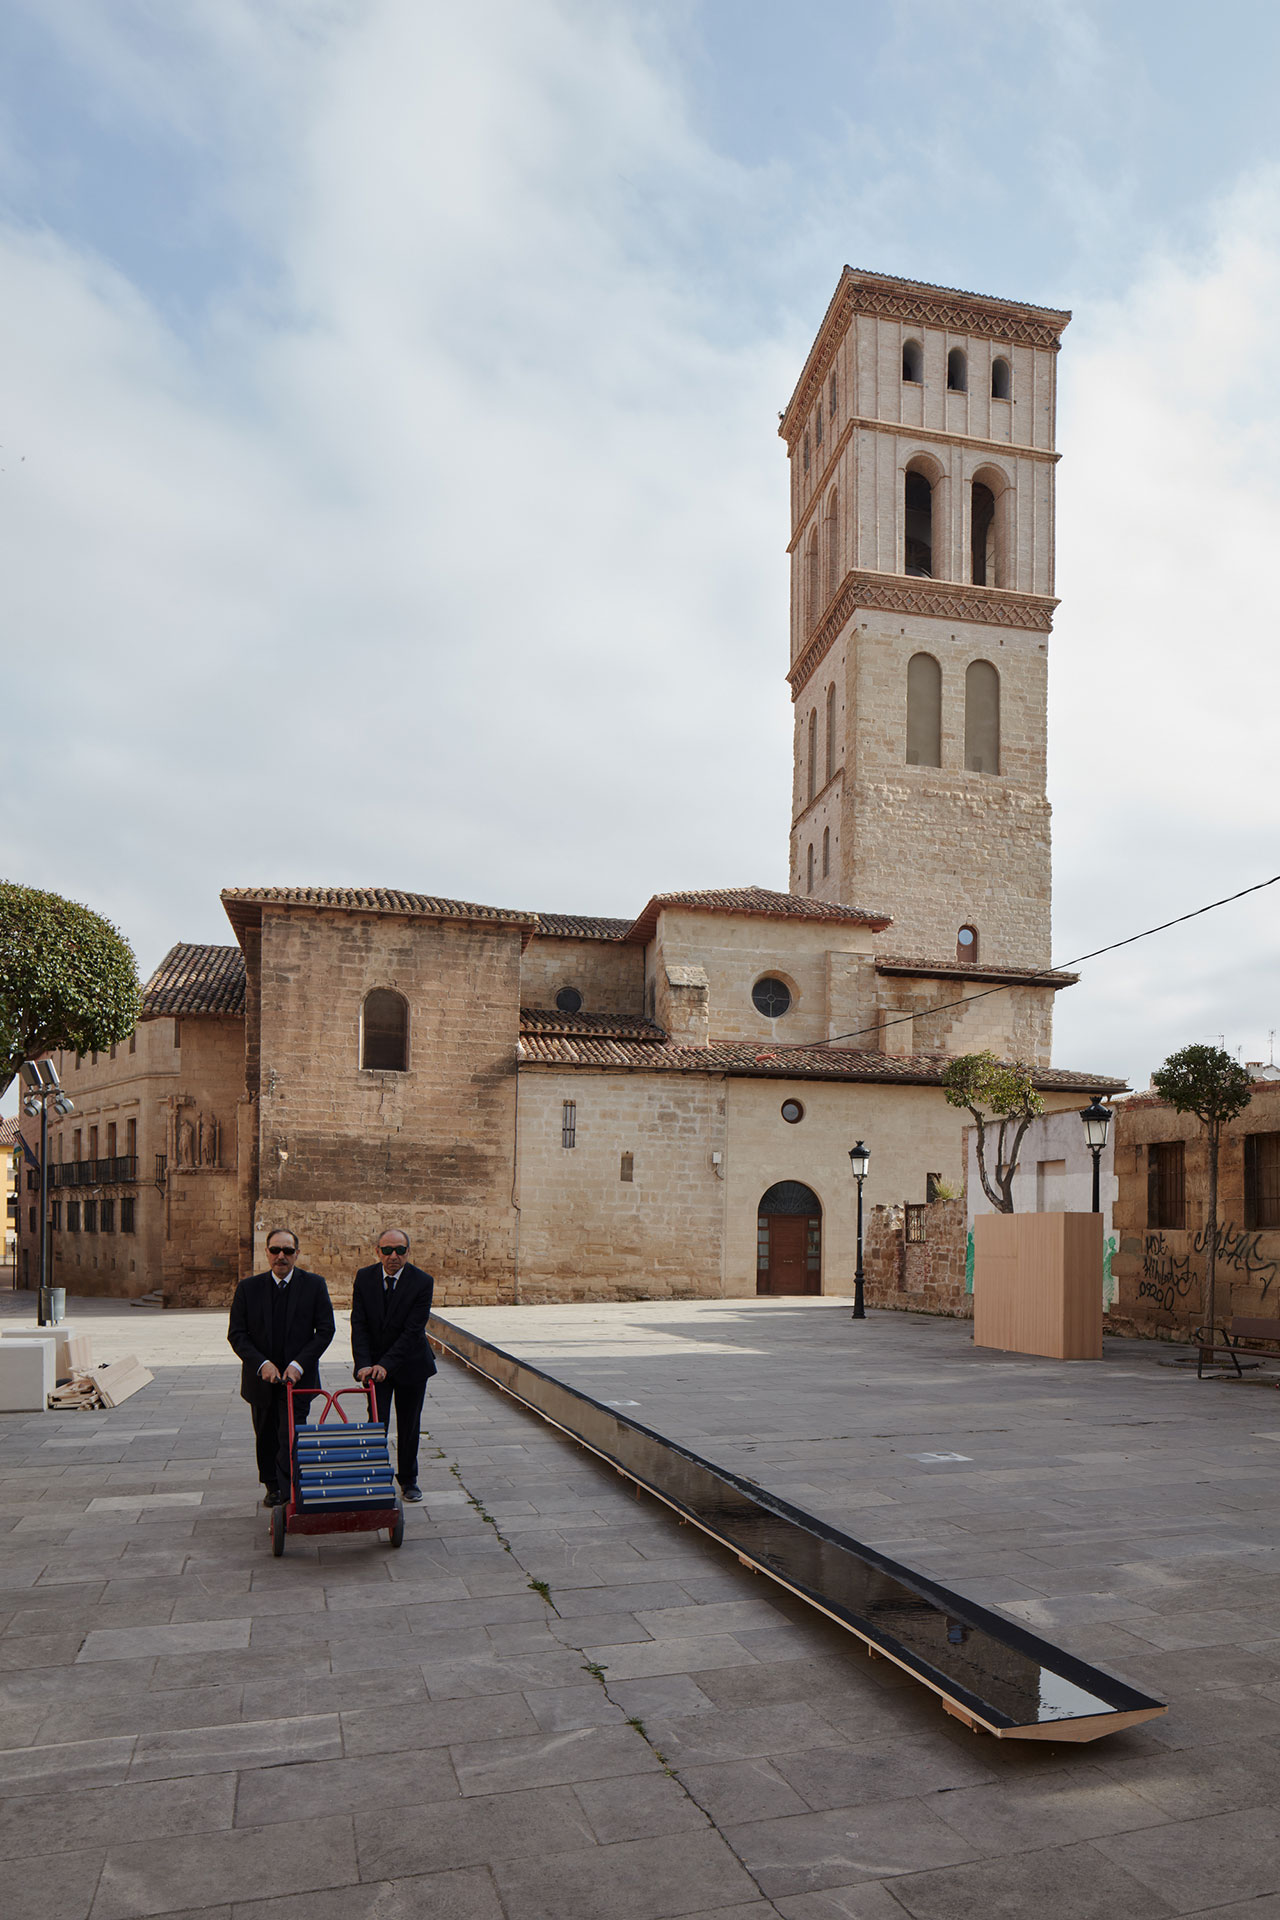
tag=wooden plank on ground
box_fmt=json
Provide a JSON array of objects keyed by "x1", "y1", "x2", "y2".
[{"x1": 95, "y1": 1357, "x2": 154, "y2": 1408}]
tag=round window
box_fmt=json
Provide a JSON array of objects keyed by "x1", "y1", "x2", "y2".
[
  {"x1": 780, "y1": 1099, "x2": 804, "y2": 1124},
  {"x1": 752, "y1": 977, "x2": 791, "y2": 1018},
  {"x1": 555, "y1": 987, "x2": 583, "y2": 1014}
]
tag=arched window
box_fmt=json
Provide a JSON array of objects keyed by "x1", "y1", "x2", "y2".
[
  {"x1": 815, "y1": 398, "x2": 824, "y2": 448},
  {"x1": 906, "y1": 652, "x2": 942, "y2": 767},
  {"x1": 806, "y1": 525, "x2": 820, "y2": 623},
  {"x1": 957, "y1": 925, "x2": 978, "y2": 963},
  {"x1": 991, "y1": 357, "x2": 1011, "y2": 400},
  {"x1": 947, "y1": 347, "x2": 967, "y2": 392},
  {"x1": 825, "y1": 489, "x2": 839, "y2": 599},
  {"x1": 971, "y1": 482, "x2": 997, "y2": 587},
  {"x1": 822, "y1": 826, "x2": 830, "y2": 877},
  {"x1": 361, "y1": 989, "x2": 408, "y2": 1072},
  {"x1": 904, "y1": 469, "x2": 932, "y2": 576},
  {"x1": 902, "y1": 338, "x2": 923, "y2": 383},
  {"x1": 807, "y1": 708, "x2": 817, "y2": 802},
  {"x1": 825, "y1": 683, "x2": 837, "y2": 782},
  {"x1": 965, "y1": 660, "x2": 1000, "y2": 774},
  {"x1": 806, "y1": 842, "x2": 815, "y2": 894}
]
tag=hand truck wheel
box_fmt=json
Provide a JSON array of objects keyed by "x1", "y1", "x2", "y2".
[
  {"x1": 271, "y1": 1500, "x2": 286, "y2": 1557},
  {"x1": 388, "y1": 1491, "x2": 404, "y2": 1549}
]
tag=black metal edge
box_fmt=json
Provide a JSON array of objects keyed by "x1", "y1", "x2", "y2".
[{"x1": 429, "y1": 1314, "x2": 1166, "y2": 1727}]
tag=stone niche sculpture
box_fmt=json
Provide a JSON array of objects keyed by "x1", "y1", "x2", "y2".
[{"x1": 172, "y1": 1104, "x2": 222, "y2": 1170}]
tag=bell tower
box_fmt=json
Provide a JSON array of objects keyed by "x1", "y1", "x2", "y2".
[{"x1": 780, "y1": 269, "x2": 1069, "y2": 989}]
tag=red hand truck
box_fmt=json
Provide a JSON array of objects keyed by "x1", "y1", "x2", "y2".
[{"x1": 271, "y1": 1381, "x2": 404, "y2": 1556}]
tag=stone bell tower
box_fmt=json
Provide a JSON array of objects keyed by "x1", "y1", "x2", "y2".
[{"x1": 779, "y1": 269, "x2": 1070, "y2": 981}]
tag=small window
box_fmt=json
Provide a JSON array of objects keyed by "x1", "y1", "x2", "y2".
[
  {"x1": 825, "y1": 683, "x2": 837, "y2": 782},
  {"x1": 971, "y1": 482, "x2": 997, "y2": 587},
  {"x1": 1245, "y1": 1134, "x2": 1280, "y2": 1230},
  {"x1": 965, "y1": 659, "x2": 1000, "y2": 774},
  {"x1": 100, "y1": 1198, "x2": 115, "y2": 1233},
  {"x1": 991, "y1": 356, "x2": 1011, "y2": 400},
  {"x1": 781, "y1": 1099, "x2": 804, "y2": 1124},
  {"x1": 68, "y1": 1202, "x2": 81, "y2": 1233},
  {"x1": 128, "y1": 1033, "x2": 136, "y2": 1054},
  {"x1": 753, "y1": 977, "x2": 792, "y2": 1018},
  {"x1": 172, "y1": 1022, "x2": 180, "y2": 1049},
  {"x1": 806, "y1": 843, "x2": 815, "y2": 894},
  {"x1": 1148, "y1": 1141, "x2": 1186, "y2": 1230},
  {"x1": 555, "y1": 987, "x2": 583, "y2": 1014},
  {"x1": 947, "y1": 347, "x2": 967, "y2": 392},
  {"x1": 815, "y1": 398, "x2": 823, "y2": 447},
  {"x1": 925, "y1": 1171, "x2": 942, "y2": 1203},
  {"x1": 362, "y1": 989, "x2": 408, "y2": 1072},
  {"x1": 109, "y1": 1043, "x2": 116, "y2": 1061},
  {"x1": 84, "y1": 1200, "x2": 97, "y2": 1234},
  {"x1": 807, "y1": 707, "x2": 818, "y2": 801},
  {"x1": 803, "y1": 431, "x2": 811, "y2": 472},
  {"x1": 904, "y1": 469, "x2": 932, "y2": 577},
  {"x1": 28, "y1": 1207, "x2": 36, "y2": 1235},
  {"x1": 127, "y1": 1118, "x2": 137, "y2": 1160},
  {"x1": 106, "y1": 1122, "x2": 117, "y2": 1160},
  {"x1": 50, "y1": 1201, "x2": 61, "y2": 1230},
  {"x1": 957, "y1": 925, "x2": 978, "y2": 962},
  {"x1": 561, "y1": 1100, "x2": 577, "y2": 1149},
  {"x1": 822, "y1": 826, "x2": 830, "y2": 878},
  {"x1": 620, "y1": 1152, "x2": 634, "y2": 1183},
  {"x1": 828, "y1": 370, "x2": 837, "y2": 414},
  {"x1": 121, "y1": 1197, "x2": 136, "y2": 1234},
  {"x1": 902, "y1": 338, "x2": 923, "y2": 383},
  {"x1": 906, "y1": 652, "x2": 942, "y2": 767},
  {"x1": 905, "y1": 1203, "x2": 927, "y2": 1244}
]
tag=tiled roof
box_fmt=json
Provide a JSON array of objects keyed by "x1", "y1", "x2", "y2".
[
  {"x1": 531, "y1": 913, "x2": 633, "y2": 942},
  {"x1": 624, "y1": 887, "x2": 892, "y2": 945},
  {"x1": 0, "y1": 1117, "x2": 18, "y2": 1148},
  {"x1": 520, "y1": 1008, "x2": 665, "y2": 1041},
  {"x1": 517, "y1": 1034, "x2": 1124, "y2": 1092},
  {"x1": 222, "y1": 887, "x2": 536, "y2": 939},
  {"x1": 142, "y1": 943, "x2": 246, "y2": 1018},
  {"x1": 876, "y1": 956, "x2": 1080, "y2": 988}
]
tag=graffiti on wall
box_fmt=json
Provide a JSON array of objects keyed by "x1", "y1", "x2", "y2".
[{"x1": 1137, "y1": 1221, "x2": 1280, "y2": 1315}]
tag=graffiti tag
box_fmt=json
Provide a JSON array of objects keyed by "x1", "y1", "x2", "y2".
[
  {"x1": 1138, "y1": 1222, "x2": 1280, "y2": 1315},
  {"x1": 1139, "y1": 1233, "x2": 1196, "y2": 1316},
  {"x1": 1191, "y1": 1220, "x2": 1280, "y2": 1299}
]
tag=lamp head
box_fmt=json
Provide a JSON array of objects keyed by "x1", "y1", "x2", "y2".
[
  {"x1": 1080, "y1": 1094, "x2": 1112, "y2": 1152},
  {"x1": 848, "y1": 1140, "x2": 870, "y2": 1181}
]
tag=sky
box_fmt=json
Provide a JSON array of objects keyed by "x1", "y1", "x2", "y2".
[{"x1": 3, "y1": 0, "x2": 1280, "y2": 1100}]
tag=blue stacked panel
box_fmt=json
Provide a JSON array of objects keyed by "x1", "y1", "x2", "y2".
[{"x1": 294, "y1": 1421, "x2": 396, "y2": 1511}]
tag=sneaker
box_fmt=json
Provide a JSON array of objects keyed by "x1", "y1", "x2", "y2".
[{"x1": 400, "y1": 1485, "x2": 423, "y2": 1503}]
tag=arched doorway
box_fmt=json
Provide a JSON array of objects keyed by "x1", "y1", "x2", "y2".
[{"x1": 757, "y1": 1182, "x2": 822, "y2": 1295}]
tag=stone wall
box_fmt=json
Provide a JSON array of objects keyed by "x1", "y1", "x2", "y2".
[
  {"x1": 252, "y1": 906, "x2": 522, "y2": 1305},
  {"x1": 1109, "y1": 1084, "x2": 1280, "y2": 1339},
  {"x1": 863, "y1": 1195, "x2": 972, "y2": 1318},
  {"x1": 519, "y1": 935, "x2": 643, "y2": 1016}
]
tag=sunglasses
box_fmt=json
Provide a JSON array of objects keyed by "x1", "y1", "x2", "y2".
[
  {"x1": 378, "y1": 1247, "x2": 408, "y2": 1257},
  {"x1": 268, "y1": 1246, "x2": 298, "y2": 1257}
]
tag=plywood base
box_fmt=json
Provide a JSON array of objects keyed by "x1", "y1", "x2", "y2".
[{"x1": 973, "y1": 1212, "x2": 1103, "y2": 1360}]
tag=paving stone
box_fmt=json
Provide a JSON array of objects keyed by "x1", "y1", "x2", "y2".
[
  {"x1": 92, "y1": 1814, "x2": 358, "y2": 1919},
  {"x1": 451, "y1": 1722, "x2": 659, "y2": 1795},
  {"x1": 78, "y1": 1621, "x2": 250, "y2": 1663},
  {"x1": 524, "y1": 1683, "x2": 627, "y2": 1731},
  {"x1": 885, "y1": 1841, "x2": 1176, "y2": 1918},
  {"x1": 722, "y1": 1802, "x2": 977, "y2": 1897},
  {"x1": 572, "y1": 1771, "x2": 711, "y2": 1843},
  {"x1": 129, "y1": 1714, "x2": 342, "y2": 1781},
  {"x1": 772, "y1": 1735, "x2": 997, "y2": 1810},
  {"x1": 650, "y1": 1704, "x2": 852, "y2": 1768},
  {"x1": 235, "y1": 1746, "x2": 459, "y2": 1825},
  {"x1": 489, "y1": 1827, "x2": 760, "y2": 1920},
  {"x1": 5, "y1": 1847, "x2": 107, "y2": 1920},
  {"x1": 583, "y1": 1636, "x2": 760, "y2": 1681},
  {"x1": 0, "y1": 1772, "x2": 237, "y2": 1859},
  {"x1": 227, "y1": 1871, "x2": 505, "y2": 1920},
  {"x1": 775, "y1": 1888, "x2": 919, "y2": 1919},
  {"x1": 354, "y1": 1782, "x2": 596, "y2": 1878},
  {"x1": 0, "y1": 1733, "x2": 135, "y2": 1792},
  {"x1": 676, "y1": 1757, "x2": 810, "y2": 1825},
  {"x1": 1092, "y1": 1804, "x2": 1280, "y2": 1909}
]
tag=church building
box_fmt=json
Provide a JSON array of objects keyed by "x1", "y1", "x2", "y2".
[{"x1": 21, "y1": 270, "x2": 1122, "y2": 1308}]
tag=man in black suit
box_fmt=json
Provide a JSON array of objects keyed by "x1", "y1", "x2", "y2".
[
  {"x1": 350, "y1": 1228, "x2": 436, "y2": 1503},
  {"x1": 228, "y1": 1229, "x2": 336, "y2": 1507}
]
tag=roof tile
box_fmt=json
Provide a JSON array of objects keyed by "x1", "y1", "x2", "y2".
[
  {"x1": 624, "y1": 886, "x2": 891, "y2": 944},
  {"x1": 142, "y1": 943, "x2": 246, "y2": 1018}
]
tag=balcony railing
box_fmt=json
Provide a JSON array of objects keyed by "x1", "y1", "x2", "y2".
[{"x1": 49, "y1": 1157, "x2": 139, "y2": 1189}]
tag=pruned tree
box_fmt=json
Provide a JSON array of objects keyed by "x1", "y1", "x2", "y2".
[
  {"x1": 0, "y1": 882, "x2": 141, "y2": 1096},
  {"x1": 1151, "y1": 1043, "x2": 1253, "y2": 1354},
  {"x1": 942, "y1": 1051, "x2": 1044, "y2": 1213}
]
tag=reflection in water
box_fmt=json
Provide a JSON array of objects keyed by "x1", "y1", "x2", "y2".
[{"x1": 431, "y1": 1317, "x2": 1164, "y2": 1735}]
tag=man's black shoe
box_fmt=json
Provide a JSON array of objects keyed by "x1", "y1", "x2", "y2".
[
  {"x1": 401, "y1": 1485, "x2": 423, "y2": 1503},
  {"x1": 263, "y1": 1489, "x2": 280, "y2": 1507}
]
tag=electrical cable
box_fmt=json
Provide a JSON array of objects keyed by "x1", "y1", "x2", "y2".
[{"x1": 758, "y1": 871, "x2": 1280, "y2": 1057}]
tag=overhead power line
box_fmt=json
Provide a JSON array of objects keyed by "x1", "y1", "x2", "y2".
[{"x1": 761, "y1": 870, "x2": 1280, "y2": 1056}]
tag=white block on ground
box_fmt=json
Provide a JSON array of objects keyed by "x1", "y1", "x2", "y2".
[{"x1": 0, "y1": 1339, "x2": 55, "y2": 1412}]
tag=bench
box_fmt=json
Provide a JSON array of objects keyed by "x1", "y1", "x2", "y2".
[{"x1": 1193, "y1": 1316, "x2": 1280, "y2": 1379}]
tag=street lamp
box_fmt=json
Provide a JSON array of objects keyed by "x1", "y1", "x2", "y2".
[
  {"x1": 20, "y1": 1061, "x2": 73, "y2": 1325},
  {"x1": 1079, "y1": 1094, "x2": 1112, "y2": 1215},
  {"x1": 848, "y1": 1140, "x2": 870, "y2": 1320}
]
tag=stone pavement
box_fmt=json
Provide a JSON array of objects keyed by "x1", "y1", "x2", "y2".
[{"x1": 3, "y1": 1291, "x2": 1280, "y2": 1919}]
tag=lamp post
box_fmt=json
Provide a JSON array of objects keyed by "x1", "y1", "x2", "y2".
[
  {"x1": 849, "y1": 1140, "x2": 870, "y2": 1320},
  {"x1": 1079, "y1": 1094, "x2": 1112, "y2": 1215},
  {"x1": 20, "y1": 1061, "x2": 74, "y2": 1325}
]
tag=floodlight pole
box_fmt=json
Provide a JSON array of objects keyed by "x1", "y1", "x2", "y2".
[{"x1": 37, "y1": 1094, "x2": 49, "y2": 1326}]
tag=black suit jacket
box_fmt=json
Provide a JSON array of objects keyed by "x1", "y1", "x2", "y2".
[
  {"x1": 350, "y1": 1262, "x2": 437, "y2": 1385},
  {"x1": 227, "y1": 1268, "x2": 336, "y2": 1406}
]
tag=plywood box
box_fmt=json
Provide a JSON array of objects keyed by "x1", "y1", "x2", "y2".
[{"x1": 973, "y1": 1212, "x2": 1104, "y2": 1360}]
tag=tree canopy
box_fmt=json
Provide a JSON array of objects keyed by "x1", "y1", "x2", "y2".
[
  {"x1": 942, "y1": 1050, "x2": 1044, "y2": 1213},
  {"x1": 1151, "y1": 1044, "x2": 1253, "y2": 1129},
  {"x1": 0, "y1": 882, "x2": 141, "y2": 1096}
]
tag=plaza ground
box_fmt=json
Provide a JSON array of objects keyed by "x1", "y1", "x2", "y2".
[{"x1": 3, "y1": 1291, "x2": 1280, "y2": 1918}]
